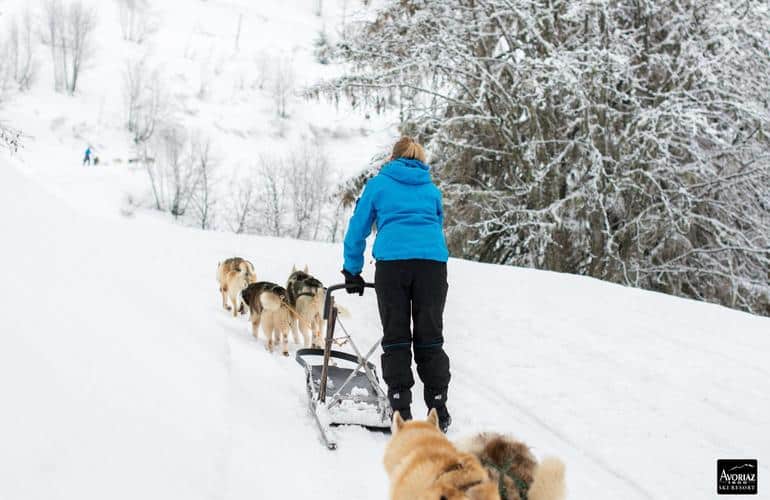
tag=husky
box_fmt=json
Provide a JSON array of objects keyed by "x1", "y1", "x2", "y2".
[
  {"x1": 384, "y1": 410, "x2": 500, "y2": 500},
  {"x1": 286, "y1": 265, "x2": 326, "y2": 348},
  {"x1": 241, "y1": 282, "x2": 292, "y2": 356},
  {"x1": 384, "y1": 412, "x2": 566, "y2": 500},
  {"x1": 217, "y1": 258, "x2": 257, "y2": 315},
  {"x1": 455, "y1": 434, "x2": 566, "y2": 500}
]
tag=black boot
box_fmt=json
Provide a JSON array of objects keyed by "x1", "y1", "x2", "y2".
[
  {"x1": 394, "y1": 407, "x2": 412, "y2": 421},
  {"x1": 388, "y1": 387, "x2": 413, "y2": 422},
  {"x1": 430, "y1": 405, "x2": 451, "y2": 433}
]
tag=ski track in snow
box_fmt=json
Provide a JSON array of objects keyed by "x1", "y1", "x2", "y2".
[{"x1": 451, "y1": 361, "x2": 655, "y2": 499}]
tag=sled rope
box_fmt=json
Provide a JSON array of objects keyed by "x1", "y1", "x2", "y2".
[
  {"x1": 280, "y1": 300, "x2": 315, "y2": 330},
  {"x1": 280, "y1": 299, "x2": 349, "y2": 347},
  {"x1": 481, "y1": 458, "x2": 529, "y2": 500},
  {"x1": 332, "y1": 318, "x2": 350, "y2": 347}
]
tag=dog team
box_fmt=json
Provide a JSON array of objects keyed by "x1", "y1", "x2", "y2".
[
  {"x1": 216, "y1": 257, "x2": 327, "y2": 356},
  {"x1": 217, "y1": 257, "x2": 566, "y2": 499}
]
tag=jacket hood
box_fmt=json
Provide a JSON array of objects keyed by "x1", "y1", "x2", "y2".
[{"x1": 380, "y1": 158, "x2": 432, "y2": 185}]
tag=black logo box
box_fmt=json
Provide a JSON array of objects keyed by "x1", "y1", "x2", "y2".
[{"x1": 718, "y1": 459, "x2": 758, "y2": 495}]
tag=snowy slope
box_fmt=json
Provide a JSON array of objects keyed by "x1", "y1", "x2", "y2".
[
  {"x1": 1, "y1": 0, "x2": 396, "y2": 223},
  {"x1": 2, "y1": 155, "x2": 769, "y2": 499}
]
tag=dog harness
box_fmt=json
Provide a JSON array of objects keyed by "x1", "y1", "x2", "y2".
[
  {"x1": 287, "y1": 273, "x2": 324, "y2": 306},
  {"x1": 435, "y1": 459, "x2": 530, "y2": 500},
  {"x1": 481, "y1": 458, "x2": 530, "y2": 500}
]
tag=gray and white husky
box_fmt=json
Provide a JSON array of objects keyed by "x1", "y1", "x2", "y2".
[{"x1": 286, "y1": 265, "x2": 326, "y2": 348}]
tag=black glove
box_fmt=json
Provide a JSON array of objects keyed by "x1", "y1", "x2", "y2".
[{"x1": 341, "y1": 269, "x2": 365, "y2": 296}]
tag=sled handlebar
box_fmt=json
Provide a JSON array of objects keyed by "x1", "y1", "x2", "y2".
[{"x1": 323, "y1": 282, "x2": 375, "y2": 320}]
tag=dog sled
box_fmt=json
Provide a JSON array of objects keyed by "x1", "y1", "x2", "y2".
[{"x1": 295, "y1": 283, "x2": 391, "y2": 450}]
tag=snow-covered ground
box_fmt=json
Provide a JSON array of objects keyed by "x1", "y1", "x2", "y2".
[
  {"x1": 2, "y1": 0, "x2": 769, "y2": 498},
  {"x1": 2, "y1": 150, "x2": 769, "y2": 500}
]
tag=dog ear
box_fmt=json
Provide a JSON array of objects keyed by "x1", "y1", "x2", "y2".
[
  {"x1": 392, "y1": 411, "x2": 405, "y2": 434},
  {"x1": 427, "y1": 408, "x2": 439, "y2": 429},
  {"x1": 292, "y1": 265, "x2": 297, "y2": 273}
]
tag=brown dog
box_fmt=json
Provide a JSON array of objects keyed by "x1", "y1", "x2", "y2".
[
  {"x1": 241, "y1": 282, "x2": 292, "y2": 355},
  {"x1": 217, "y1": 258, "x2": 256, "y2": 316},
  {"x1": 384, "y1": 410, "x2": 501, "y2": 500},
  {"x1": 456, "y1": 433, "x2": 566, "y2": 500}
]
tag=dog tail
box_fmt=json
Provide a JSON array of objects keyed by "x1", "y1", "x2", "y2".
[
  {"x1": 335, "y1": 304, "x2": 351, "y2": 318},
  {"x1": 529, "y1": 457, "x2": 566, "y2": 500},
  {"x1": 260, "y1": 292, "x2": 283, "y2": 312}
]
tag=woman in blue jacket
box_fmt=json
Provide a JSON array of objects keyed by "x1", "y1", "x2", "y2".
[{"x1": 342, "y1": 137, "x2": 451, "y2": 431}]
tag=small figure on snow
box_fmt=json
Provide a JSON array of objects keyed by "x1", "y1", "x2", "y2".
[
  {"x1": 83, "y1": 146, "x2": 92, "y2": 166},
  {"x1": 341, "y1": 136, "x2": 452, "y2": 432}
]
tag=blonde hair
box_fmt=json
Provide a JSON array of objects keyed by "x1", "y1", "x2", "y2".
[{"x1": 391, "y1": 136, "x2": 427, "y2": 163}]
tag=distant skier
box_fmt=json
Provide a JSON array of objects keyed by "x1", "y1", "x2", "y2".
[
  {"x1": 82, "y1": 147, "x2": 92, "y2": 166},
  {"x1": 341, "y1": 136, "x2": 452, "y2": 432}
]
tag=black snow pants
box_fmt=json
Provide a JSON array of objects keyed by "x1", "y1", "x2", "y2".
[{"x1": 375, "y1": 259, "x2": 451, "y2": 413}]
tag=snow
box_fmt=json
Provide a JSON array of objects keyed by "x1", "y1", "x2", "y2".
[
  {"x1": 1, "y1": 0, "x2": 769, "y2": 498},
  {"x1": 2, "y1": 153, "x2": 769, "y2": 499},
  {"x1": 1, "y1": 0, "x2": 397, "y2": 228}
]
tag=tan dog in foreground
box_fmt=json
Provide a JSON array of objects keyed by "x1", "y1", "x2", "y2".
[
  {"x1": 384, "y1": 411, "x2": 566, "y2": 500},
  {"x1": 217, "y1": 258, "x2": 257, "y2": 316},
  {"x1": 384, "y1": 410, "x2": 500, "y2": 500}
]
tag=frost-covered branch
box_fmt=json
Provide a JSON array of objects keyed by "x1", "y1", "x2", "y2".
[{"x1": 319, "y1": 0, "x2": 770, "y2": 315}]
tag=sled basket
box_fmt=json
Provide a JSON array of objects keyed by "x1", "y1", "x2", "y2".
[{"x1": 295, "y1": 283, "x2": 391, "y2": 450}]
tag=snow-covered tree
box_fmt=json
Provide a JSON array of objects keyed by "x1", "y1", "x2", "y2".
[
  {"x1": 145, "y1": 126, "x2": 195, "y2": 217},
  {"x1": 271, "y1": 56, "x2": 295, "y2": 118},
  {"x1": 287, "y1": 140, "x2": 331, "y2": 240},
  {"x1": 189, "y1": 136, "x2": 219, "y2": 230},
  {"x1": 41, "y1": 0, "x2": 97, "y2": 94},
  {"x1": 0, "y1": 124, "x2": 22, "y2": 152},
  {"x1": 115, "y1": 0, "x2": 156, "y2": 44},
  {"x1": 223, "y1": 175, "x2": 257, "y2": 234},
  {"x1": 257, "y1": 156, "x2": 289, "y2": 237},
  {"x1": 317, "y1": 0, "x2": 770, "y2": 315},
  {"x1": 123, "y1": 56, "x2": 165, "y2": 144},
  {"x1": 0, "y1": 9, "x2": 37, "y2": 92}
]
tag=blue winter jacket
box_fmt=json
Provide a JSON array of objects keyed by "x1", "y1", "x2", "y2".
[{"x1": 343, "y1": 157, "x2": 449, "y2": 275}]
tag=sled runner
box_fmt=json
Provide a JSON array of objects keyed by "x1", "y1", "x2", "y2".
[{"x1": 295, "y1": 283, "x2": 391, "y2": 450}]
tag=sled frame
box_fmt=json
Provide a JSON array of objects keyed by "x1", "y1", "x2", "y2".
[{"x1": 295, "y1": 283, "x2": 391, "y2": 450}]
